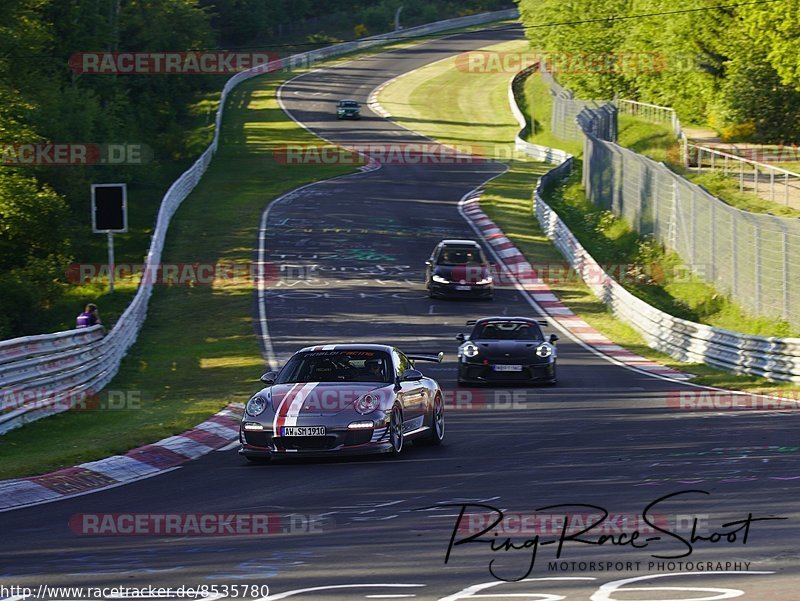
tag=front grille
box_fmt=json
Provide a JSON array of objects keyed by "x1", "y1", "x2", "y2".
[
  {"x1": 280, "y1": 436, "x2": 337, "y2": 451},
  {"x1": 344, "y1": 430, "x2": 373, "y2": 446}
]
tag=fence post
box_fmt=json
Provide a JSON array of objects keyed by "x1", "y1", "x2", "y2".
[
  {"x1": 740, "y1": 159, "x2": 744, "y2": 193},
  {"x1": 786, "y1": 172, "x2": 790, "y2": 206}
]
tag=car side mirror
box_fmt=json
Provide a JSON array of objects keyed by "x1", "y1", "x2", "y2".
[
  {"x1": 549, "y1": 334, "x2": 559, "y2": 343},
  {"x1": 425, "y1": 260, "x2": 432, "y2": 267},
  {"x1": 400, "y1": 369, "x2": 424, "y2": 382},
  {"x1": 456, "y1": 333, "x2": 466, "y2": 342},
  {"x1": 260, "y1": 371, "x2": 278, "y2": 385}
]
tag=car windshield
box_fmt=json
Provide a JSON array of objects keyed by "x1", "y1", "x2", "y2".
[
  {"x1": 339, "y1": 101, "x2": 358, "y2": 107},
  {"x1": 437, "y1": 247, "x2": 485, "y2": 266},
  {"x1": 472, "y1": 322, "x2": 543, "y2": 341},
  {"x1": 276, "y1": 350, "x2": 393, "y2": 384}
]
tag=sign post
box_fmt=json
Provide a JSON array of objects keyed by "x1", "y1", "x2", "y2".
[{"x1": 91, "y1": 183, "x2": 128, "y2": 294}]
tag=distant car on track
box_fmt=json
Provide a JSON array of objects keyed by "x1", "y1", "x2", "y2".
[
  {"x1": 425, "y1": 239, "x2": 493, "y2": 300},
  {"x1": 456, "y1": 317, "x2": 558, "y2": 385},
  {"x1": 336, "y1": 99, "x2": 361, "y2": 119},
  {"x1": 239, "y1": 345, "x2": 445, "y2": 462}
]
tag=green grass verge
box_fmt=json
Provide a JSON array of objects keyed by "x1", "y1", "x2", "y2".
[
  {"x1": 379, "y1": 42, "x2": 800, "y2": 396},
  {"x1": 520, "y1": 73, "x2": 583, "y2": 157}
]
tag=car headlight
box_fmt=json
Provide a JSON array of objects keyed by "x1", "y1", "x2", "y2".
[
  {"x1": 463, "y1": 343, "x2": 480, "y2": 358},
  {"x1": 535, "y1": 343, "x2": 553, "y2": 358},
  {"x1": 476, "y1": 276, "x2": 492, "y2": 285},
  {"x1": 246, "y1": 395, "x2": 268, "y2": 417},
  {"x1": 432, "y1": 274, "x2": 449, "y2": 284},
  {"x1": 354, "y1": 393, "x2": 379, "y2": 415}
]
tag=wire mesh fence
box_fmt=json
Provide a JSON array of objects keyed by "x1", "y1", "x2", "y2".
[
  {"x1": 541, "y1": 71, "x2": 800, "y2": 329},
  {"x1": 617, "y1": 99, "x2": 681, "y2": 138}
]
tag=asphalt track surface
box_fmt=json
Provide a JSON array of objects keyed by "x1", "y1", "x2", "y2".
[{"x1": 2, "y1": 25, "x2": 800, "y2": 601}]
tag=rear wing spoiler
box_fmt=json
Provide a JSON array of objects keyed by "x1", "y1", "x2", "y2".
[
  {"x1": 406, "y1": 352, "x2": 444, "y2": 363},
  {"x1": 465, "y1": 319, "x2": 548, "y2": 327}
]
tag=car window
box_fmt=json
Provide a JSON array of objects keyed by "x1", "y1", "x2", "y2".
[
  {"x1": 471, "y1": 322, "x2": 543, "y2": 341},
  {"x1": 277, "y1": 350, "x2": 393, "y2": 384},
  {"x1": 437, "y1": 246, "x2": 485, "y2": 266},
  {"x1": 393, "y1": 349, "x2": 410, "y2": 378}
]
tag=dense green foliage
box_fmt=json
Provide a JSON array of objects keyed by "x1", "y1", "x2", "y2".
[
  {"x1": 515, "y1": 0, "x2": 800, "y2": 141},
  {"x1": 0, "y1": 0, "x2": 512, "y2": 339}
]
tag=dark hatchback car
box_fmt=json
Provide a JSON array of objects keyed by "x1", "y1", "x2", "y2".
[
  {"x1": 336, "y1": 99, "x2": 361, "y2": 120},
  {"x1": 425, "y1": 239, "x2": 493, "y2": 300},
  {"x1": 456, "y1": 317, "x2": 558, "y2": 385}
]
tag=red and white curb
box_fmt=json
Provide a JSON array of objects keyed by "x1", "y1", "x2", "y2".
[
  {"x1": 461, "y1": 193, "x2": 693, "y2": 381},
  {"x1": 0, "y1": 404, "x2": 243, "y2": 512}
]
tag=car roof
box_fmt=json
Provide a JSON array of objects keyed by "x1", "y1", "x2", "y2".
[
  {"x1": 296, "y1": 343, "x2": 394, "y2": 354},
  {"x1": 472, "y1": 317, "x2": 542, "y2": 325},
  {"x1": 439, "y1": 239, "x2": 481, "y2": 247}
]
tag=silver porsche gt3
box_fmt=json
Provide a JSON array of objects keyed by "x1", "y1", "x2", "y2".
[{"x1": 239, "y1": 344, "x2": 445, "y2": 462}]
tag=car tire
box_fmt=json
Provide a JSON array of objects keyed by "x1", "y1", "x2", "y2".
[
  {"x1": 420, "y1": 394, "x2": 444, "y2": 445},
  {"x1": 389, "y1": 404, "x2": 404, "y2": 456}
]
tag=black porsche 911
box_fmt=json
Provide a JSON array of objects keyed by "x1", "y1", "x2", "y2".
[
  {"x1": 456, "y1": 317, "x2": 559, "y2": 385},
  {"x1": 239, "y1": 344, "x2": 445, "y2": 462}
]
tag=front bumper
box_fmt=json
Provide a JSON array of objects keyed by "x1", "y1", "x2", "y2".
[
  {"x1": 458, "y1": 361, "x2": 556, "y2": 384},
  {"x1": 239, "y1": 423, "x2": 392, "y2": 458},
  {"x1": 430, "y1": 281, "x2": 493, "y2": 299},
  {"x1": 337, "y1": 112, "x2": 361, "y2": 119}
]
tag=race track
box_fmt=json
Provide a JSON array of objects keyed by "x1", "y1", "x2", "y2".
[{"x1": 1, "y1": 24, "x2": 799, "y2": 601}]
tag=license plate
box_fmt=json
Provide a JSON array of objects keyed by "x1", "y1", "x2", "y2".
[
  {"x1": 282, "y1": 426, "x2": 325, "y2": 436},
  {"x1": 454, "y1": 285, "x2": 472, "y2": 290},
  {"x1": 492, "y1": 364, "x2": 523, "y2": 372}
]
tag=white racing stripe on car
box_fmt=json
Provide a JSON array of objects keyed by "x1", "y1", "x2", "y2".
[
  {"x1": 272, "y1": 383, "x2": 304, "y2": 433},
  {"x1": 283, "y1": 382, "x2": 320, "y2": 428}
]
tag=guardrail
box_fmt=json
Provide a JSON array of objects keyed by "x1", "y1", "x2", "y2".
[
  {"x1": 0, "y1": 8, "x2": 520, "y2": 436},
  {"x1": 509, "y1": 67, "x2": 800, "y2": 383}
]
